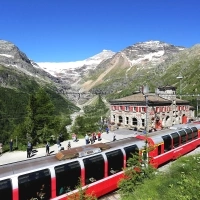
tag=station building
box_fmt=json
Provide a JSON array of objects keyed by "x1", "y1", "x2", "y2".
[{"x1": 109, "y1": 86, "x2": 195, "y2": 131}]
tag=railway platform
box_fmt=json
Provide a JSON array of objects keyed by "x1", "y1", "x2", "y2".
[{"x1": 0, "y1": 129, "x2": 137, "y2": 165}]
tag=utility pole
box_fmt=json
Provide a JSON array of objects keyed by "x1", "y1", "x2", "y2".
[
  {"x1": 197, "y1": 98, "x2": 200, "y2": 119},
  {"x1": 176, "y1": 75, "x2": 183, "y2": 99},
  {"x1": 142, "y1": 85, "x2": 149, "y2": 166}
]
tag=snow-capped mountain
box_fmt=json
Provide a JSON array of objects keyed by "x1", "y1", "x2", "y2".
[
  {"x1": 121, "y1": 40, "x2": 185, "y2": 67},
  {"x1": 37, "y1": 40, "x2": 185, "y2": 92},
  {"x1": 78, "y1": 40, "x2": 186, "y2": 92},
  {"x1": 0, "y1": 39, "x2": 186, "y2": 99},
  {"x1": 0, "y1": 40, "x2": 59, "y2": 83}
]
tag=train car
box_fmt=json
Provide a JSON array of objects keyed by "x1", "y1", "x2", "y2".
[
  {"x1": 136, "y1": 123, "x2": 200, "y2": 168},
  {"x1": 0, "y1": 137, "x2": 144, "y2": 200},
  {"x1": 0, "y1": 122, "x2": 200, "y2": 200}
]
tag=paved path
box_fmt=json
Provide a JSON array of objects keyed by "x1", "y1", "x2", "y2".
[{"x1": 0, "y1": 129, "x2": 137, "y2": 165}]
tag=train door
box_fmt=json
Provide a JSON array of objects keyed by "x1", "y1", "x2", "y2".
[
  {"x1": 0, "y1": 179, "x2": 12, "y2": 200},
  {"x1": 83, "y1": 154, "x2": 104, "y2": 185},
  {"x1": 18, "y1": 168, "x2": 51, "y2": 200},
  {"x1": 105, "y1": 149, "x2": 123, "y2": 176},
  {"x1": 54, "y1": 161, "x2": 81, "y2": 196}
]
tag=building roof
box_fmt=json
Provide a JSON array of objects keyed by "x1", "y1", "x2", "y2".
[{"x1": 109, "y1": 92, "x2": 189, "y2": 105}]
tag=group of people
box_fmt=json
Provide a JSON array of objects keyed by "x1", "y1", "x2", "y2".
[
  {"x1": 1, "y1": 130, "x2": 117, "y2": 159},
  {"x1": 29, "y1": 183, "x2": 48, "y2": 200},
  {"x1": 85, "y1": 132, "x2": 102, "y2": 145}
]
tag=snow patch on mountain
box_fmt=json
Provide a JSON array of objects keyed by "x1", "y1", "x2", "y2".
[
  {"x1": 0, "y1": 53, "x2": 14, "y2": 58},
  {"x1": 130, "y1": 50, "x2": 165, "y2": 65},
  {"x1": 37, "y1": 50, "x2": 115, "y2": 78}
]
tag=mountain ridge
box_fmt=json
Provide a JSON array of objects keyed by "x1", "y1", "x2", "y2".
[{"x1": 36, "y1": 40, "x2": 186, "y2": 93}]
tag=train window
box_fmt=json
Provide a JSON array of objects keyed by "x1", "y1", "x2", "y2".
[
  {"x1": 171, "y1": 132, "x2": 180, "y2": 148},
  {"x1": 55, "y1": 161, "x2": 81, "y2": 196},
  {"x1": 191, "y1": 127, "x2": 198, "y2": 139},
  {"x1": 83, "y1": 154, "x2": 104, "y2": 185},
  {"x1": 106, "y1": 149, "x2": 123, "y2": 176},
  {"x1": 124, "y1": 145, "x2": 139, "y2": 167},
  {"x1": 162, "y1": 135, "x2": 172, "y2": 152},
  {"x1": 18, "y1": 169, "x2": 51, "y2": 200},
  {"x1": 158, "y1": 145, "x2": 162, "y2": 155},
  {"x1": 179, "y1": 130, "x2": 187, "y2": 144},
  {"x1": 0, "y1": 179, "x2": 12, "y2": 200},
  {"x1": 185, "y1": 128, "x2": 192, "y2": 141}
]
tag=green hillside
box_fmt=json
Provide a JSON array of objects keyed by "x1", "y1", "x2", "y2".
[{"x1": 0, "y1": 65, "x2": 79, "y2": 146}]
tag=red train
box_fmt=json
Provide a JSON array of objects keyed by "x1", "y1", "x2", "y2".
[{"x1": 1, "y1": 122, "x2": 200, "y2": 200}]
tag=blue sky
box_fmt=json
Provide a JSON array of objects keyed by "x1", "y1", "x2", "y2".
[{"x1": 1, "y1": 0, "x2": 200, "y2": 62}]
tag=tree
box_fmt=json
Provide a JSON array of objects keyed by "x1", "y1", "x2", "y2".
[
  {"x1": 71, "y1": 95, "x2": 109, "y2": 136},
  {"x1": 118, "y1": 146, "x2": 156, "y2": 199},
  {"x1": 25, "y1": 88, "x2": 56, "y2": 144}
]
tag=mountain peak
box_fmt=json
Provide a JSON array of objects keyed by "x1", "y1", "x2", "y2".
[
  {"x1": 86, "y1": 50, "x2": 115, "y2": 62},
  {"x1": 121, "y1": 40, "x2": 185, "y2": 66}
]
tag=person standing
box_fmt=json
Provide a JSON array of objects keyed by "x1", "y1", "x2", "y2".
[
  {"x1": 113, "y1": 133, "x2": 116, "y2": 141},
  {"x1": 67, "y1": 141, "x2": 71, "y2": 150},
  {"x1": 0, "y1": 142, "x2": 2, "y2": 156},
  {"x1": 58, "y1": 143, "x2": 62, "y2": 152},
  {"x1": 46, "y1": 142, "x2": 50, "y2": 156},
  {"x1": 27, "y1": 141, "x2": 31, "y2": 158},
  {"x1": 97, "y1": 132, "x2": 101, "y2": 141},
  {"x1": 106, "y1": 127, "x2": 109, "y2": 134},
  {"x1": 85, "y1": 134, "x2": 89, "y2": 144},
  {"x1": 9, "y1": 139, "x2": 13, "y2": 152}
]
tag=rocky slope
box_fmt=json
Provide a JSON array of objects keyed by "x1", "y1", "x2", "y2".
[
  {"x1": 0, "y1": 40, "x2": 60, "y2": 83},
  {"x1": 0, "y1": 40, "x2": 75, "y2": 98}
]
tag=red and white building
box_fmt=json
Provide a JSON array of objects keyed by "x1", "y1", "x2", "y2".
[{"x1": 109, "y1": 86, "x2": 195, "y2": 131}]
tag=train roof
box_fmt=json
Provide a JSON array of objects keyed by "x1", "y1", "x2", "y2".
[
  {"x1": 148, "y1": 123, "x2": 200, "y2": 144},
  {"x1": 0, "y1": 137, "x2": 144, "y2": 179}
]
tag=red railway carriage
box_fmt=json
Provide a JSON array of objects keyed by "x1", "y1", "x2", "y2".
[
  {"x1": 1, "y1": 123, "x2": 200, "y2": 200},
  {"x1": 0, "y1": 137, "x2": 144, "y2": 200},
  {"x1": 136, "y1": 123, "x2": 200, "y2": 168}
]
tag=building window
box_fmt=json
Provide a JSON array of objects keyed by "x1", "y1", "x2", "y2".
[
  {"x1": 125, "y1": 106, "x2": 129, "y2": 111},
  {"x1": 126, "y1": 117, "x2": 129, "y2": 124},
  {"x1": 141, "y1": 107, "x2": 145, "y2": 112},
  {"x1": 133, "y1": 107, "x2": 137, "y2": 112},
  {"x1": 132, "y1": 118, "x2": 137, "y2": 126},
  {"x1": 113, "y1": 115, "x2": 115, "y2": 122},
  {"x1": 142, "y1": 119, "x2": 145, "y2": 127},
  {"x1": 119, "y1": 116, "x2": 123, "y2": 123},
  {"x1": 112, "y1": 106, "x2": 116, "y2": 111}
]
